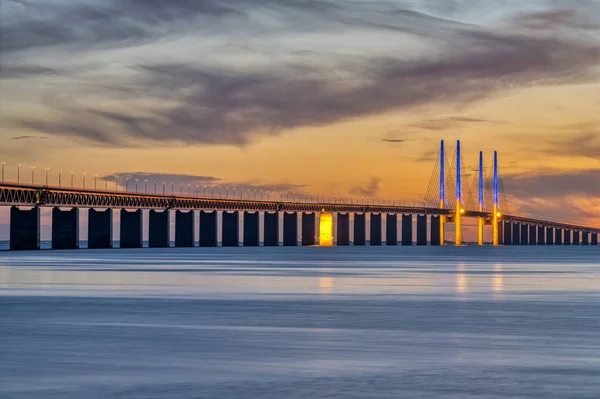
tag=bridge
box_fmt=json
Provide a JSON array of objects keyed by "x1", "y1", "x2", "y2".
[{"x1": 1, "y1": 140, "x2": 598, "y2": 250}]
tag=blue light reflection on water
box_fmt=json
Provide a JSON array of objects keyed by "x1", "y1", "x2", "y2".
[{"x1": 0, "y1": 246, "x2": 599, "y2": 398}]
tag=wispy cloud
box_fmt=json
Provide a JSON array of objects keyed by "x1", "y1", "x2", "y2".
[{"x1": 350, "y1": 178, "x2": 381, "y2": 197}]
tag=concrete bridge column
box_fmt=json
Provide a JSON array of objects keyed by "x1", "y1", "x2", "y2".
[
  {"x1": 89, "y1": 208, "x2": 113, "y2": 249},
  {"x1": 238, "y1": 212, "x2": 244, "y2": 246},
  {"x1": 149, "y1": 209, "x2": 170, "y2": 248},
  {"x1": 10, "y1": 206, "x2": 40, "y2": 250},
  {"x1": 283, "y1": 212, "x2": 298, "y2": 246},
  {"x1": 302, "y1": 212, "x2": 316, "y2": 246},
  {"x1": 216, "y1": 211, "x2": 223, "y2": 247},
  {"x1": 520, "y1": 223, "x2": 529, "y2": 245},
  {"x1": 554, "y1": 228, "x2": 563, "y2": 246},
  {"x1": 332, "y1": 212, "x2": 338, "y2": 245},
  {"x1": 370, "y1": 213, "x2": 382, "y2": 246},
  {"x1": 120, "y1": 209, "x2": 143, "y2": 248},
  {"x1": 537, "y1": 226, "x2": 545, "y2": 245},
  {"x1": 314, "y1": 211, "x2": 321, "y2": 246},
  {"x1": 386, "y1": 214, "x2": 398, "y2": 245},
  {"x1": 244, "y1": 211, "x2": 259, "y2": 247},
  {"x1": 52, "y1": 207, "x2": 79, "y2": 249},
  {"x1": 199, "y1": 210, "x2": 218, "y2": 247},
  {"x1": 263, "y1": 212, "x2": 279, "y2": 246},
  {"x1": 582, "y1": 232, "x2": 590, "y2": 246},
  {"x1": 336, "y1": 213, "x2": 349, "y2": 246},
  {"x1": 592, "y1": 233, "x2": 598, "y2": 246},
  {"x1": 278, "y1": 212, "x2": 284, "y2": 246},
  {"x1": 174, "y1": 210, "x2": 194, "y2": 247},
  {"x1": 354, "y1": 213, "x2": 366, "y2": 246},
  {"x1": 381, "y1": 213, "x2": 387, "y2": 246},
  {"x1": 573, "y1": 231, "x2": 580, "y2": 245},
  {"x1": 297, "y1": 212, "x2": 302, "y2": 246},
  {"x1": 503, "y1": 221, "x2": 512, "y2": 246},
  {"x1": 222, "y1": 211, "x2": 239, "y2": 247},
  {"x1": 365, "y1": 213, "x2": 371, "y2": 246},
  {"x1": 416, "y1": 215, "x2": 427, "y2": 246},
  {"x1": 512, "y1": 222, "x2": 521, "y2": 245},
  {"x1": 349, "y1": 213, "x2": 355, "y2": 245},
  {"x1": 430, "y1": 215, "x2": 440, "y2": 246},
  {"x1": 258, "y1": 211, "x2": 265, "y2": 246},
  {"x1": 564, "y1": 230, "x2": 572, "y2": 245},
  {"x1": 498, "y1": 221, "x2": 504, "y2": 245},
  {"x1": 546, "y1": 227, "x2": 554, "y2": 246},
  {"x1": 402, "y1": 214, "x2": 413, "y2": 246},
  {"x1": 529, "y1": 225, "x2": 537, "y2": 246}
]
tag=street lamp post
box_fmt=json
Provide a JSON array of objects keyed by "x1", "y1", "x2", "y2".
[
  {"x1": 125, "y1": 177, "x2": 130, "y2": 192},
  {"x1": 17, "y1": 164, "x2": 22, "y2": 183},
  {"x1": 105, "y1": 176, "x2": 108, "y2": 191},
  {"x1": 31, "y1": 165, "x2": 36, "y2": 184},
  {"x1": 144, "y1": 179, "x2": 148, "y2": 193},
  {"x1": 94, "y1": 173, "x2": 98, "y2": 190},
  {"x1": 162, "y1": 181, "x2": 166, "y2": 195},
  {"x1": 82, "y1": 172, "x2": 87, "y2": 188},
  {"x1": 44, "y1": 167, "x2": 50, "y2": 185},
  {"x1": 58, "y1": 169, "x2": 63, "y2": 187},
  {"x1": 135, "y1": 178, "x2": 139, "y2": 193},
  {"x1": 0, "y1": 162, "x2": 5, "y2": 183}
]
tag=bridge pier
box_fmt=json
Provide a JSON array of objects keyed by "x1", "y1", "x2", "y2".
[
  {"x1": 512, "y1": 222, "x2": 521, "y2": 245},
  {"x1": 520, "y1": 223, "x2": 529, "y2": 245},
  {"x1": 283, "y1": 212, "x2": 298, "y2": 246},
  {"x1": 51, "y1": 207, "x2": 79, "y2": 249},
  {"x1": 416, "y1": 215, "x2": 427, "y2": 246},
  {"x1": 120, "y1": 209, "x2": 143, "y2": 248},
  {"x1": 430, "y1": 215, "x2": 440, "y2": 246},
  {"x1": 337, "y1": 213, "x2": 350, "y2": 246},
  {"x1": 554, "y1": 228, "x2": 562, "y2": 246},
  {"x1": 546, "y1": 227, "x2": 554, "y2": 246},
  {"x1": 174, "y1": 210, "x2": 194, "y2": 247},
  {"x1": 149, "y1": 210, "x2": 170, "y2": 248},
  {"x1": 529, "y1": 225, "x2": 537, "y2": 246},
  {"x1": 381, "y1": 213, "x2": 387, "y2": 246},
  {"x1": 370, "y1": 213, "x2": 382, "y2": 246},
  {"x1": 582, "y1": 232, "x2": 590, "y2": 246},
  {"x1": 222, "y1": 211, "x2": 239, "y2": 247},
  {"x1": 258, "y1": 211, "x2": 265, "y2": 246},
  {"x1": 503, "y1": 221, "x2": 512, "y2": 246},
  {"x1": 573, "y1": 231, "x2": 580, "y2": 245},
  {"x1": 354, "y1": 213, "x2": 366, "y2": 246},
  {"x1": 88, "y1": 208, "x2": 113, "y2": 249},
  {"x1": 592, "y1": 233, "x2": 598, "y2": 246},
  {"x1": 402, "y1": 214, "x2": 413, "y2": 246},
  {"x1": 243, "y1": 211, "x2": 259, "y2": 246},
  {"x1": 263, "y1": 212, "x2": 279, "y2": 246},
  {"x1": 10, "y1": 206, "x2": 40, "y2": 250},
  {"x1": 537, "y1": 226, "x2": 546, "y2": 245},
  {"x1": 199, "y1": 210, "x2": 218, "y2": 247},
  {"x1": 302, "y1": 212, "x2": 316, "y2": 246},
  {"x1": 386, "y1": 213, "x2": 398, "y2": 245},
  {"x1": 564, "y1": 230, "x2": 572, "y2": 245}
]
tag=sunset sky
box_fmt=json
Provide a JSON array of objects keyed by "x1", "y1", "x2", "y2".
[{"x1": 1, "y1": 0, "x2": 599, "y2": 238}]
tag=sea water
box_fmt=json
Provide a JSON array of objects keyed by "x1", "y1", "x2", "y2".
[{"x1": 1, "y1": 246, "x2": 599, "y2": 398}]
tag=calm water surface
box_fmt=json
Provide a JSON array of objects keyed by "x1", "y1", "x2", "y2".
[{"x1": 1, "y1": 246, "x2": 599, "y2": 398}]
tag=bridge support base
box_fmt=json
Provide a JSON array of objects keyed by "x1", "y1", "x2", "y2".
[
  {"x1": 149, "y1": 210, "x2": 170, "y2": 248},
  {"x1": 387, "y1": 214, "x2": 398, "y2": 245},
  {"x1": 302, "y1": 213, "x2": 316, "y2": 246},
  {"x1": 88, "y1": 208, "x2": 113, "y2": 249},
  {"x1": 175, "y1": 210, "x2": 194, "y2": 247},
  {"x1": 416, "y1": 215, "x2": 427, "y2": 246},
  {"x1": 354, "y1": 213, "x2": 366, "y2": 246},
  {"x1": 10, "y1": 206, "x2": 40, "y2": 250},
  {"x1": 120, "y1": 209, "x2": 143, "y2": 248},
  {"x1": 370, "y1": 213, "x2": 382, "y2": 246},
  {"x1": 564, "y1": 230, "x2": 572, "y2": 245},
  {"x1": 263, "y1": 212, "x2": 278, "y2": 246},
  {"x1": 244, "y1": 212, "x2": 259, "y2": 247},
  {"x1": 52, "y1": 207, "x2": 79, "y2": 249},
  {"x1": 337, "y1": 213, "x2": 350, "y2": 246},
  {"x1": 573, "y1": 231, "x2": 580, "y2": 245},
  {"x1": 592, "y1": 233, "x2": 598, "y2": 246},
  {"x1": 546, "y1": 227, "x2": 554, "y2": 246},
  {"x1": 222, "y1": 211, "x2": 239, "y2": 247},
  {"x1": 283, "y1": 212, "x2": 298, "y2": 246},
  {"x1": 402, "y1": 214, "x2": 413, "y2": 246},
  {"x1": 582, "y1": 232, "x2": 590, "y2": 246}
]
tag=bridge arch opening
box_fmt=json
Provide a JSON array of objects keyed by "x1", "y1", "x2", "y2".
[{"x1": 319, "y1": 213, "x2": 333, "y2": 246}]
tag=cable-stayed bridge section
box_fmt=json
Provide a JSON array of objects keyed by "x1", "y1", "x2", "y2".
[{"x1": 1, "y1": 141, "x2": 598, "y2": 250}]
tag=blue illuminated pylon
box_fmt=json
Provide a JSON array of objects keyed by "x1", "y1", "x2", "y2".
[{"x1": 455, "y1": 140, "x2": 462, "y2": 245}]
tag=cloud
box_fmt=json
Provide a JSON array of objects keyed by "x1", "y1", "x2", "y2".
[
  {"x1": 4, "y1": 1, "x2": 600, "y2": 146},
  {"x1": 381, "y1": 139, "x2": 406, "y2": 143},
  {"x1": 503, "y1": 169, "x2": 600, "y2": 198},
  {"x1": 0, "y1": 65, "x2": 56, "y2": 79},
  {"x1": 543, "y1": 131, "x2": 600, "y2": 159},
  {"x1": 350, "y1": 178, "x2": 381, "y2": 197},
  {"x1": 9, "y1": 135, "x2": 48, "y2": 140},
  {"x1": 410, "y1": 116, "x2": 493, "y2": 131}
]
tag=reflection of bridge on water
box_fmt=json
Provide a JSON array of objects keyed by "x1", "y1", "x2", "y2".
[{"x1": 1, "y1": 141, "x2": 598, "y2": 250}]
